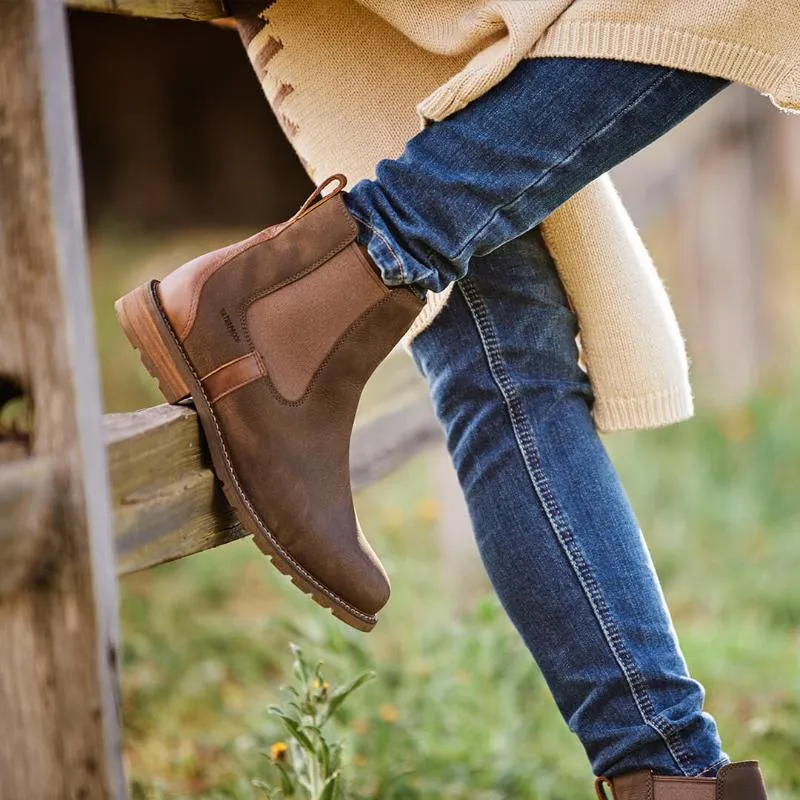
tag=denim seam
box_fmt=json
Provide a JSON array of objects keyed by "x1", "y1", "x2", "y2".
[
  {"x1": 451, "y1": 68, "x2": 679, "y2": 263},
  {"x1": 347, "y1": 209, "x2": 408, "y2": 284},
  {"x1": 698, "y1": 756, "x2": 731, "y2": 778},
  {"x1": 458, "y1": 276, "x2": 702, "y2": 777}
]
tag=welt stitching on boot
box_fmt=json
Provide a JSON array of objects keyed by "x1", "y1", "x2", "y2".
[{"x1": 114, "y1": 175, "x2": 423, "y2": 632}]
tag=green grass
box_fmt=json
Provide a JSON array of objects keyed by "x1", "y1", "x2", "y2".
[
  {"x1": 122, "y1": 455, "x2": 592, "y2": 800},
  {"x1": 119, "y1": 388, "x2": 800, "y2": 800},
  {"x1": 90, "y1": 228, "x2": 800, "y2": 799},
  {"x1": 120, "y1": 396, "x2": 800, "y2": 798}
]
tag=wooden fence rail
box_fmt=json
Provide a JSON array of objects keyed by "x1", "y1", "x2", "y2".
[
  {"x1": 67, "y1": 0, "x2": 234, "y2": 19},
  {"x1": 107, "y1": 393, "x2": 440, "y2": 575},
  {"x1": 0, "y1": 0, "x2": 792, "y2": 796}
]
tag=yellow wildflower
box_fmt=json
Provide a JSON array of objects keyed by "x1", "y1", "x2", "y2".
[
  {"x1": 718, "y1": 407, "x2": 754, "y2": 443},
  {"x1": 350, "y1": 717, "x2": 371, "y2": 734},
  {"x1": 353, "y1": 753, "x2": 368, "y2": 768},
  {"x1": 415, "y1": 497, "x2": 440, "y2": 523},
  {"x1": 378, "y1": 704, "x2": 399, "y2": 724},
  {"x1": 270, "y1": 742, "x2": 288, "y2": 762}
]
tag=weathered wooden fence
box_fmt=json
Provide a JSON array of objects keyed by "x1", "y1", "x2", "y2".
[
  {"x1": 0, "y1": 0, "x2": 796, "y2": 795},
  {"x1": 0, "y1": 2, "x2": 435, "y2": 797},
  {"x1": 613, "y1": 85, "x2": 797, "y2": 405}
]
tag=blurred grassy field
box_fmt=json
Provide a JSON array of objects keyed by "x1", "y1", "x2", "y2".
[{"x1": 90, "y1": 223, "x2": 800, "y2": 799}]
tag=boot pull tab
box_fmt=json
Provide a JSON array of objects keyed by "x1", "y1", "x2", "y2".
[
  {"x1": 594, "y1": 777, "x2": 614, "y2": 799},
  {"x1": 293, "y1": 174, "x2": 347, "y2": 220}
]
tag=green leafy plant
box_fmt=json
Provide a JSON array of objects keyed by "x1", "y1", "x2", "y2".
[{"x1": 254, "y1": 643, "x2": 374, "y2": 800}]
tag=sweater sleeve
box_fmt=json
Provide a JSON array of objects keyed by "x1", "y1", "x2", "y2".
[{"x1": 541, "y1": 174, "x2": 694, "y2": 433}]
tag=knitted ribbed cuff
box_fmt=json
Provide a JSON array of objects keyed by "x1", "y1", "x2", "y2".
[
  {"x1": 533, "y1": 21, "x2": 794, "y2": 110},
  {"x1": 776, "y1": 63, "x2": 800, "y2": 113},
  {"x1": 593, "y1": 386, "x2": 694, "y2": 433},
  {"x1": 402, "y1": 290, "x2": 695, "y2": 433}
]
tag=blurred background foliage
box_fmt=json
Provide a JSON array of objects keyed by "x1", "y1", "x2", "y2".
[{"x1": 69, "y1": 10, "x2": 800, "y2": 799}]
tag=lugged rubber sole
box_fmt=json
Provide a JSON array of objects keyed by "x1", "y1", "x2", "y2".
[{"x1": 114, "y1": 280, "x2": 377, "y2": 633}]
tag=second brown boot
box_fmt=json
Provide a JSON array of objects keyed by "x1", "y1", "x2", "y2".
[
  {"x1": 595, "y1": 761, "x2": 768, "y2": 800},
  {"x1": 115, "y1": 175, "x2": 423, "y2": 631}
]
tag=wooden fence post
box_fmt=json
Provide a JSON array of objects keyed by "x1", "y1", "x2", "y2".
[
  {"x1": 434, "y1": 449, "x2": 483, "y2": 599},
  {"x1": 0, "y1": 0, "x2": 125, "y2": 796},
  {"x1": 615, "y1": 86, "x2": 772, "y2": 405},
  {"x1": 675, "y1": 88, "x2": 768, "y2": 404},
  {"x1": 773, "y1": 112, "x2": 800, "y2": 207}
]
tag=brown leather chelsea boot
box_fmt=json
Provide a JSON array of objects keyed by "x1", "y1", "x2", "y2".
[
  {"x1": 595, "y1": 761, "x2": 768, "y2": 800},
  {"x1": 115, "y1": 175, "x2": 423, "y2": 631}
]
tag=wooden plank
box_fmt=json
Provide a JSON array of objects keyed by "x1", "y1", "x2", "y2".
[
  {"x1": 0, "y1": 0, "x2": 125, "y2": 796},
  {"x1": 0, "y1": 457, "x2": 55, "y2": 598},
  {"x1": 613, "y1": 88, "x2": 769, "y2": 226},
  {"x1": 105, "y1": 396, "x2": 442, "y2": 574},
  {"x1": 675, "y1": 88, "x2": 767, "y2": 403},
  {"x1": 350, "y1": 396, "x2": 442, "y2": 490},
  {"x1": 433, "y1": 448, "x2": 482, "y2": 597},
  {"x1": 105, "y1": 404, "x2": 242, "y2": 574},
  {"x1": 66, "y1": 0, "x2": 227, "y2": 21},
  {"x1": 613, "y1": 86, "x2": 771, "y2": 403},
  {"x1": 772, "y1": 111, "x2": 800, "y2": 206}
]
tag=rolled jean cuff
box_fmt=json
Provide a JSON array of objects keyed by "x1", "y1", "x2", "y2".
[
  {"x1": 345, "y1": 205, "x2": 407, "y2": 283},
  {"x1": 344, "y1": 194, "x2": 434, "y2": 295}
]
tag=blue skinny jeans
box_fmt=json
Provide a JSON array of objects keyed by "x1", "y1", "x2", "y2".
[{"x1": 345, "y1": 58, "x2": 730, "y2": 778}]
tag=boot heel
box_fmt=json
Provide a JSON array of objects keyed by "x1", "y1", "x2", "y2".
[{"x1": 115, "y1": 282, "x2": 191, "y2": 404}]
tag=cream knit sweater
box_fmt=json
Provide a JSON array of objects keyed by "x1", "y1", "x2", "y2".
[{"x1": 236, "y1": 0, "x2": 800, "y2": 432}]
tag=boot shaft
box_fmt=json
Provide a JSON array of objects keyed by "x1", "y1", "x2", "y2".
[{"x1": 595, "y1": 762, "x2": 768, "y2": 800}]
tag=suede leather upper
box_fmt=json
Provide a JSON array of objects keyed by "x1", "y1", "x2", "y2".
[{"x1": 155, "y1": 185, "x2": 422, "y2": 621}]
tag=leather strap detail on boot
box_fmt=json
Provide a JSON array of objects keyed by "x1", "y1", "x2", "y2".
[
  {"x1": 595, "y1": 770, "x2": 653, "y2": 800},
  {"x1": 595, "y1": 776, "x2": 615, "y2": 799},
  {"x1": 291, "y1": 174, "x2": 347, "y2": 221},
  {"x1": 595, "y1": 769, "x2": 654, "y2": 800},
  {"x1": 201, "y1": 352, "x2": 265, "y2": 404}
]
